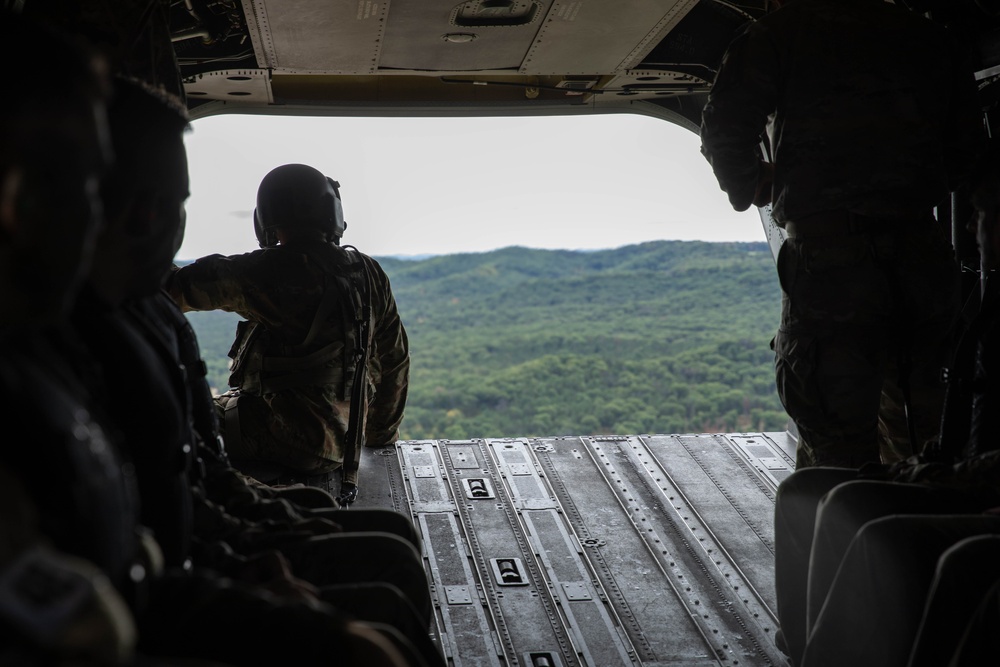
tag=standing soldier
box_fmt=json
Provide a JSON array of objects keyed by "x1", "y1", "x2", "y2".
[
  {"x1": 167, "y1": 164, "x2": 409, "y2": 502},
  {"x1": 700, "y1": 0, "x2": 985, "y2": 469}
]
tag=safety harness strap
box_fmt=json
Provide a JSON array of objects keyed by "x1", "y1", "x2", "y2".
[{"x1": 224, "y1": 394, "x2": 243, "y2": 453}]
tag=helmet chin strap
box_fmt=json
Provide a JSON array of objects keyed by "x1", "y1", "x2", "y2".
[
  {"x1": 332, "y1": 219, "x2": 347, "y2": 245},
  {"x1": 253, "y1": 208, "x2": 278, "y2": 248}
]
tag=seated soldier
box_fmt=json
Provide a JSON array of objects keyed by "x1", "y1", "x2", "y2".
[
  {"x1": 773, "y1": 142, "x2": 1000, "y2": 666},
  {"x1": 167, "y1": 163, "x2": 410, "y2": 505},
  {"x1": 85, "y1": 74, "x2": 440, "y2": 666},
  {"x1": 0, "y1": 13, "x2": 418, "y2": 667},
  {"x1": 0, "y1": 14, "x2": 140, "y2": 665}
]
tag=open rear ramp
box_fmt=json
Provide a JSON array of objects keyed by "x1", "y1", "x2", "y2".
[{"x1": 341, "y1": 432, "x2": 795, "y2": 667}]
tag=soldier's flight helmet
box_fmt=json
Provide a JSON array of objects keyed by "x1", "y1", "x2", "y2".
[{"x1": 253, "y1": 163, "x2": 346, "y2": 248}]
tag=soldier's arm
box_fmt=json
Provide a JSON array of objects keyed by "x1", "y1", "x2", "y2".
[
  {"x1": 699, "y1": 23, "x2": 780, "y2": 212},
  {"x1": 890, "y1": 450, "x2": 1000, "y2": 506},
  {"x1": 364, "y1": 257, "x2": 410, "y2": 447},
  {"x1": 165, "y1": 253, "x2": 256, "y2": 314}
]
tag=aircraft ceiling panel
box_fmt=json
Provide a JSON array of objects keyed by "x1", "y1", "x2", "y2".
[
  {"x1": 521, "y1": 0, "x2": 702, "y2": 76},
  {"x1": 254, "y1": 0, "x2": 387, "y2": 74},
  {"x1": 380, "y1": 0, "x2": 552, "y2": 72}
]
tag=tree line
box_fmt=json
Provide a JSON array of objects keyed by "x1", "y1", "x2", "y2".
[{"x1": 183, "y1": 240, "x2": 790, "y2": 440}]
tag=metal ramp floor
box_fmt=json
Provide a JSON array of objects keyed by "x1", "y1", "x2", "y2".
[{"x1": 322, "y1": 432, "x2": 796, "y2": 667}]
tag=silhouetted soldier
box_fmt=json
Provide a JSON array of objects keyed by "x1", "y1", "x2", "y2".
[
  {"x1": 700, "y1": 0, "x2": 985, "y2": 469},
  {"x1": 88, "y1": 76, "x2": 437, "y2": 666},
  {"x1": 771, "y1": 144, "x2": 1000, "y2": 666},
  {"x1": 168, "y1": 165, "x2": 409, "y2": 503},
  {"x1": 0, "y1": 13, "x2": 141, "y2": 665}
]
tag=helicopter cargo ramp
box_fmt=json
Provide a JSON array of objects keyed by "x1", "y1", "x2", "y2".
[{"x1": 336, "y1": 432, "x2": 796, "y2": 667}]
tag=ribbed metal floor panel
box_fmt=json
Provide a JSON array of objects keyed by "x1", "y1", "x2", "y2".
[{"x1": 343, "y1": 432, "x2": 796, "y2": 667}]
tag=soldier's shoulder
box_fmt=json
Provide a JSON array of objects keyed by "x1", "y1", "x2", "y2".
[{"x1": 339, "y1": 246, "x2": 387, "y2": 274}]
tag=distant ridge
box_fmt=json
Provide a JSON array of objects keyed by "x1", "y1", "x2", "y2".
[
  {"x1": 183, "y1": 240, "x2": 786, "y2": 439},
  {"x1": 384, "y1": 254, "x2": 436, "y2": 261},
  {"x1": 178, "y1": 240, "x2": 772, "y2": 266}
]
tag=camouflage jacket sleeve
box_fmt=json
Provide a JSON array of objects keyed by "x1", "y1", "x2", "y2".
[
  {"x1": 197, "y1": 441, "x2": 311, "y2": 524},
  {"x1": 362, "y1": 254, "x2": 409, "y2": 447},
  {"x1": 699, "y1": 23, "x2": 778, "y2": 212},
  {"x1": 165, "y1": 253, "x2": 263, "y2": 317}
]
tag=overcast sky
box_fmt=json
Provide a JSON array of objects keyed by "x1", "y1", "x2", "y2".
[{"x1": 178, "y1": 112, "x2": 765, "y2": 261}]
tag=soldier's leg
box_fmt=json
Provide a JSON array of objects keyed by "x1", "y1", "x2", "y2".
[
  {"x1": 773, "y1": 467, "x2": 860, "y2": 664},
  {"x1": 139, "y1": 570, "x2": 414, "y2": 666},
  {"x1": 774, "y1": 235, "x2": 890, "y2": 469},
  {"x1": 217, "y1": 392, "x2": 334, "y2": 474},
  {"x1": 876, "y1": 316, "x2": 955, "y2": 464},
  {"x1": 131, "y1": 656, "x2": 233, "y2": 666},
  {"x1": 322, "y1": 582, "x2": 444, "y2": 667},
  {"x1": 277, "y1": 532, "x2": 432, "y2": 624},
  {"x1": 781, "y1": 327, "x2": 886, "y2": 469},
  {"x1": 234, "y1": 470, "x2": 340, "y2": 509},
  {"x1": 314, "y1": 508, "x2": 422, "y2": 551},
  {"x1": 876, "y1": 222, "x2": 961, "y2": 462},
  {"x1": 265, "y1": 483, "x2": 338, "y2": 509}
]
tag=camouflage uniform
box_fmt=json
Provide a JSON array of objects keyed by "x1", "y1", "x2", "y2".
[
  {"x1": 63, "y1": 287, "x2": 432, "y2": 665},
  {"x1": 700, "y1": 0, "x2": 985, "y2": 468},
  {"x1": 167, "y1": 241, "x2": 409, "y2": 474},
  {"x1": 119, "y1": 291, "x2": 435, "y2": 655}
]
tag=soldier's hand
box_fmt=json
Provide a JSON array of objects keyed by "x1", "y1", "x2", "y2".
[
  {"x1": 856, "y1": 461, "x2": 891, "y2": 480},
  {"x1": 239, "y1": 521, "x2": 338, "y2": 549},
  {"x1": 238, "y1": 550, "x2": 321, "y2": 605},
  {"x1": 888, "y1": 460, "x2": 952, "y2": 485},
  {"x1": 0, "y1": 547, "x2": 137, "y2": 665},
  {"x1": 342, "y1": 622, "x2": 412, "y2": 667}
]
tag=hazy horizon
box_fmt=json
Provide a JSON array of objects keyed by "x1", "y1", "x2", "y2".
[{"x1": 178, "y1": 113, "x2": 765, "y2": 262}]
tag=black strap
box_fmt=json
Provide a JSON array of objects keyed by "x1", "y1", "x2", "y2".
[
  {"x1": 339, "y1": 247, "x2": 373, "y2": 504},
  {"x1": 224, "y1": 393, "x2": 243, "y2": 454}
]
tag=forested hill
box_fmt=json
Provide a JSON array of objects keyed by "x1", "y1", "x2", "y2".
[{"x1": 183, "y1": 240, "x2": 789, "y2": 440}]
